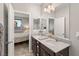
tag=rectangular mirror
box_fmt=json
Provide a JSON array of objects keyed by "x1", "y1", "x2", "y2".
[
  {"x1": 49, "y1": 18, "x2": 54, "y2": 35},
  {"x1": 48, "y1": 4, "x2": 69, "y2": 39},
  {"x1": 48, "y1": 17, "x2": 68, "y2": 38}
]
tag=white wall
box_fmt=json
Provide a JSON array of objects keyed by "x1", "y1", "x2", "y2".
[
  {"x1": 69, "y1": 4, "x2": 79, "y2": 56},
  {"x1": 0, "y1": 3, "x2": 4, "y2": 25},
  {"x1": 55, "y1": 4, "x2": 70, "y2": 38},
  {"x1": 55, "y1": 3, "x2": 79, "y2": 56},
  {"x1": 12, "y1": 3, "x2": 42, "y2": 34},
  {"x1": 12, "y1": 3, "x2": 53, "y2": 33},
  {"x1": 12, "y1": 3, "x2": 41, "y2": 19},
  {"x1": 12, "y1": 3, "x2": 54, "y2": 22}
]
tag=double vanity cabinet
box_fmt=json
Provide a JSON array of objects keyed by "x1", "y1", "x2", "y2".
[{"x1": 32, "y1": 35, "x2": 70, "y2": 56}]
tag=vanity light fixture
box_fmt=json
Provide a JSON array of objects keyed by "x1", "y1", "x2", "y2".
[{"x1": 44, "y1": 4, "x2": 55, "y2": 13}]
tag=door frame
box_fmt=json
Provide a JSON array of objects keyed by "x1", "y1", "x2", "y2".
[
  {"x1": 6, "y1": 3, "x2": 14, "y2": 56},
  {"x1": 6, "y1": 3, "x2": 32, "y2": 55},
  {"x1": 14, "y1": 10, "x2": 32, "y2": 53}
]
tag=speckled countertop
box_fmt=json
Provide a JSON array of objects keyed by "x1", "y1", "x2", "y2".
[{"x1": 32, "y1": 35, "x2": 70, "y2": 53}]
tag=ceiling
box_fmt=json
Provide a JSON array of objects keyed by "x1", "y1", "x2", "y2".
[
  {"x1": 12, "y1": 3, "x2": 62, "y2": 8},
  {"x1": 41, "y1": 3, "x2": 62, "y2": 8}
]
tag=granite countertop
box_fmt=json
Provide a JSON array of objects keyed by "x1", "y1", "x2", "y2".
[{"x1": 32, "y1": 35, "x2": 70, "y2": 53}]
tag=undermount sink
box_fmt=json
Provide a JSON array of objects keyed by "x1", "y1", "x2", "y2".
[
  {"x1": 41, "y1": 39, "x2": 56, "y2": 47},
  {"x1": 45, "y1": 39, "x2": 56, "y2": 43},
  {"x1": 36, "y1": 35, "x2": 48, "y2": 40},
  {"x1": 42, "y1": 39, "x2": 58, "y2": 46},
  {"x1": 34, "y1": 35, "x2": 57, "y2": 42},
  {"x1": 44, "y1": 39, "x2": 67, "y2": 47}
]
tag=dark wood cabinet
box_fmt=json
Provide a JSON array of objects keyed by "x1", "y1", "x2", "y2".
[
  {"x1": 39, "y1": 42, "x2": 54, "y2": 56},
  {"x1": 55, "y1": 47, "x2": 69, "y2": 56},
  {"x1": 32, "y1": 37, "x2": 37, "y2": 56},
  {"x1": 32, "y1": 37, "x2": 69, "y2": 56},
  {"x1": 39, "y1": 46, "x2": 50, "y2": 56}
]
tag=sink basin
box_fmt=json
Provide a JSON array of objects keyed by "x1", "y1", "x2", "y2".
[
  {"x1": 45, "y1": 39, "x2": 56, "y2": 43},
  {"x1": 34, "y1": 35, "x2": 48, "y2": 40},
  {"x1": 42, "y1": 39, "x2": 57, "y2": 46},
  {"x1": 41, "y1": 39, "x2": 56, "y2": 47},
  {"x1": 44, "y1": 40, "x2": 67, "y2": 47},
  {"x1": 38, "y1": 36, "x2": 48, "y2": 40}
]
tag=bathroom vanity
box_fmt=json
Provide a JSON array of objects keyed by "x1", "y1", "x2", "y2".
[
  {"x1": 32, "y1": 10, "x2": 70, "y2": 56},
  {"x1": 32, "y1": 35, "x2": 70, "y2": 56}
]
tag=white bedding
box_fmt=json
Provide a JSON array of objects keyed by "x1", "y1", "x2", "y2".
[{"x1": 14, "y1": 31, "x2": 29, "y2": 43}]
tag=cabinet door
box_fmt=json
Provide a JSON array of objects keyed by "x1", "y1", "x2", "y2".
[
  {"x1": 32, "y1": 37, "x2": 37, "y2": 56},
  {"x1": 33, "y1": 18, "x2": 40, "y2": 30},
  {"x1": 39, "y1": 43, "x2": 54, "y2": 56},
  {"x1": 32, "y1": 44, "x2": 37, "y2": 56},
  {"x1": 39, "y1": 47, "x2": 50, "y2": 56}
]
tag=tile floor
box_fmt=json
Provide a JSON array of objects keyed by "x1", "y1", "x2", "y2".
[{"x1": 14, "y1": 41, "x2": 33, "y2": 56}]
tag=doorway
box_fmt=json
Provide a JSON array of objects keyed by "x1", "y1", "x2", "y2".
[
  {"x1": 6, "y1": 4, "x2": 32, "y2": 56},
  {"x1": 14, "y1": 11, "x2": 32, "y2": 56}
]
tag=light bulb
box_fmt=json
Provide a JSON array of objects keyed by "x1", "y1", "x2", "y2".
[
  {"x1": 44, "y1": 8, "x2": 47, "y2": 12},
  {"x1": 48, "y1": 4, "x2": 55, "y2": 11},
  {"x1": 48, "y1": 5, "x2": 51, "y2": 9}
]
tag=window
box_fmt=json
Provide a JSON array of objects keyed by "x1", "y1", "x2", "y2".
[{"x1": 15, "y1": 19, "x2": 22, "y2": 28}]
